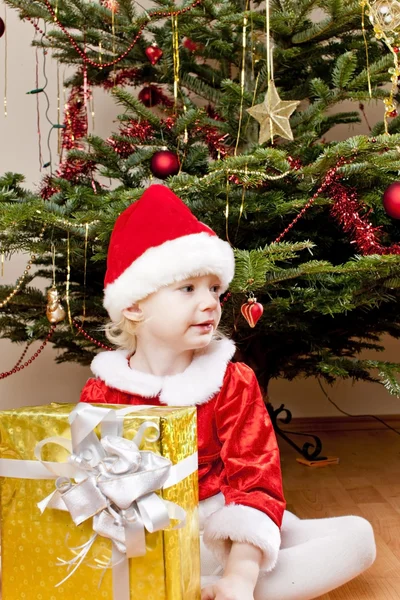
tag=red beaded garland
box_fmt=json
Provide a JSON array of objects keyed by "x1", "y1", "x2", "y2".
[
  {"x1": 72, "y1": 319, "x2": 113, "y2": 350},
  {"x1": 274, "y1": 157, "x2": 348, "y2": 243},
  {"x1": 0, "y1": 325, "x2": 56, "y2": 379},
  {"x1": 41, "y1": 0, "x2": 202, "y2": 70},
  {"x1": 0, "y1": 319, "x2": 116, "y2": 379},
  {"x1": 220, "y1": 291, "x2": 231, "y2": 307}
]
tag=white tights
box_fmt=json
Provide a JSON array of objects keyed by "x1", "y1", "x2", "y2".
[{"x1": 200, "y1": 511, "x2": 376, "y2": 600}]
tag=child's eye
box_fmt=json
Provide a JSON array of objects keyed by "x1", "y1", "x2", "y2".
[
  {"x1": 211, "y1": 285, "x2": 221, "y2": 293},
  {"x1": 180, "y1": 285, "x2": 195, "y2": 292}
]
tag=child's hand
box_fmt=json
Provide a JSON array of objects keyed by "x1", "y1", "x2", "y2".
[{"x1": 201, "y1": 574, "x2": 255, "y2": 600}]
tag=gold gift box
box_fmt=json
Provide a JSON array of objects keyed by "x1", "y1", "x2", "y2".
[{"x1": 0, "y1": 403, "x2": 200, "y2": 600}]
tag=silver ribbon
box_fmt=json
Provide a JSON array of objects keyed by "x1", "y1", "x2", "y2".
[{"x1": 0, "y1": 403, "x2": 198, "y2": 600}]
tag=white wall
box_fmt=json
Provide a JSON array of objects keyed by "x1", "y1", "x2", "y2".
[{"x1": 0, "y1": 4, "x2": 399, "y2": 416}]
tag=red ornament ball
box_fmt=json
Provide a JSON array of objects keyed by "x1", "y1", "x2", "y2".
[
  {"x1": 383, "y1": 182, "x2": 400, "y2": 219},
  {"x1": 183, "y1": 38, "x2": 198, "y2": 52},
  {"x1": 0, "y1": 18, "x2": 5, "y2": 38},
  {"x1": 240, "y1": 298, "x2": 264, "y2": 328},
  {"x1": 138, "y1": 85, "x2": 162, "y2": 107},
  {"x1": 145, "y1": 44, "x2": 163, "y2": 65},
  {"x1": 150, "y1": 150, "x2": 180, "y2": 179}
]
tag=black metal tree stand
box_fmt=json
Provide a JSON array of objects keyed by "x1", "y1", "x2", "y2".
[{"x1": 267, "y1": 403, "x2": 326, "y2": 461}]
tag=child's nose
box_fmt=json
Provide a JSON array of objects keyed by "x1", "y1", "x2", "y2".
[{"x1": 199, "y1": 289, "x2": 218, "y2": 310}]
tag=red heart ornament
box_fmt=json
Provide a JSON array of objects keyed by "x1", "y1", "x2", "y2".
[
  {"x1": 241, "y1": 298, "x2": 264, "y2": 328},
  {"x1": 145, "y1": 45, "x2": 163, "y2": 65}
]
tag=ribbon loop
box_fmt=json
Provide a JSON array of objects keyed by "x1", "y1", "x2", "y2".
[
  {"x1": 34, "y1": 403, "x2": 190, "y2": 592},
  {"x1": 100, "y1": 435, "x2": 141, "y2": 474}
]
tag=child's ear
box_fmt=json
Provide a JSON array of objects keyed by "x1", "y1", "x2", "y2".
[{"x1": 122, "y1": 304, "x2": 143, "y2": 321}]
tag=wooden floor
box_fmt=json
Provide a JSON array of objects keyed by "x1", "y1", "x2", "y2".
[{"x1": 278, "y1": 428, "x2": 400, "y2": 599}]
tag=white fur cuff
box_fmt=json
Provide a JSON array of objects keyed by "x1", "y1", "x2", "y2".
[{"x1": 203, "y1": 504, "x2": 281, "y2": 573}]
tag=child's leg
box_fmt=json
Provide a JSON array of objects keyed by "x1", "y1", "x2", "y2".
[{"x1": 254, "y1": 513, "x2": 376, "y2": 600}]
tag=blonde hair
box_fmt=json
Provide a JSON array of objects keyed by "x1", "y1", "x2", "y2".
[{"x1": 104, "y1": 314, "x2": 144, "y2": 353}]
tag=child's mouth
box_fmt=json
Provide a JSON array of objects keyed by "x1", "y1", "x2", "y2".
[{"x1": 192, "y1": 321, "x2": 214, "y2": 332}]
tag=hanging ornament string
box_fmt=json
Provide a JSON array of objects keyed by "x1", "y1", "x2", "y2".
[
  {"x1": 35, "y1": 47, "x2": 44, "y2": 170},
  {"x1": 246, "y1": 0, "x2": 300, "y2": 144},
  {"x1": 111, "y1": 3, "x2": 117, "y2": 84},
  {"x1": 0, "y1": 326, "x2": 57, "y2": 380},
  {"x1": 360, "y1": 0, "x2": 372, "y2": 97},
  {"x1": 170, "y1": 13, "x2": 188, "y2": 163},
  {"x1": 171, "y1": 13, "x2": 180, "y2": 112},
  {"x1": 234, "y1": 2, "x2": 249, "y2": 156},
  {"x1": 82, "y1": 223, "x2": 89, "y2": 323},
  {"x1": 3, "y1": 4, "x2": 7, "y2": 117},
  {"x1": 83, "y1": 37, "x2": 90, "y2": 131},
  {"x1": 90, "y1": 92, "x2": 95, "y2": 131},
  {"x1": 41, "y1": 0, "x2": 202, "y2": 70},
  {"x1": 46, "y1": 242, "x2": 66, "y2": 324},
  {"x1": 225, "y1": 176, "x2": 232, "y2": 245},
  {"x1": 266, "y1": 0, "x2": 273, "y2": 85},
  {"x1": 234, "y1": 165, "x2": 248, "y2": 242},
  {"x1": 57, "y1": 61, "x2": 62, "y2": 155},
  {"x1": 65, "y1": 231, "x2": 72, "y2": 326}
]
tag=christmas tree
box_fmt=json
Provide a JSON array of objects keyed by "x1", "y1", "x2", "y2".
[{"x1": 1, "y1": 0, "x2": 400, "y2": 396}]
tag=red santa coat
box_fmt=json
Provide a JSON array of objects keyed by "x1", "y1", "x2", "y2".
[{"x1": 80, "y1": 337, "x2": 286, "y2": 572}]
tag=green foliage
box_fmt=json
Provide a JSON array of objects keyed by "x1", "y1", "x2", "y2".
[{"x1": 1, "y1": 0, "x2": 400, "y2": 399}]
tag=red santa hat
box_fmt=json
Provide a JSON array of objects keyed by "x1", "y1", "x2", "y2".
[{"x1": 104, "y1": 184, "x2": 235, "y2": 322}]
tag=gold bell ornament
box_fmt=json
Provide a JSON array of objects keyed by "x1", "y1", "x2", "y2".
[{"x1": 46, "y1": 286, "x2": 66, "y2": 323}]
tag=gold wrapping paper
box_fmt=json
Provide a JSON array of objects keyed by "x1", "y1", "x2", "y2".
[{"x1": 0, "y1": 403, "x2": 200, "y2": 600}]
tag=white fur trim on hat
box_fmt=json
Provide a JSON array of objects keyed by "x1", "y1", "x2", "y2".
[
  {"x1": 104, "y1": 232, "x2": 235, "y2": 322},
  {"x1": 203, "y1": 503, "x2": 281, "y2": 573}
]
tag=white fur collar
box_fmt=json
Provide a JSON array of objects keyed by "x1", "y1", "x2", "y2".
[{"x1": 90, "y1": 337, "x2": 236, "y2": 406}]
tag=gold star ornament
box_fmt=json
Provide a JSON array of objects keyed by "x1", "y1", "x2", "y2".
[{"x1": 247, "y1": 80, "x2": 300, "y2": 144}]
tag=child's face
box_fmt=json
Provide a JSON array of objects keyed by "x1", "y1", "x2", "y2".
[{"x1": 131, "y1": 274, "x2": 222, "y2": 352}]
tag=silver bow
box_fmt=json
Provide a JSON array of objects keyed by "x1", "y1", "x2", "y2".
[{"x1": 36, "y1": 405, "x2": 187, "y2": 587}]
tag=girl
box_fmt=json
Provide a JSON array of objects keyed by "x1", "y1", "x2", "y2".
[{"x1": 80, "y1": 184, "x2": 376, "y2": 600}]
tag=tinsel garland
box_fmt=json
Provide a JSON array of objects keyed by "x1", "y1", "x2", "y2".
[
  {"x1": 107, "y1": 119, "x2": 155, "y2": 157},
  {"x1": 160, "y1": 109, "x2": 229, "y2": 159},
  {"x1": 40, "y1": 85, "x2": 95, "y2": 199},
  {"x1": 61, "y1": 85, "x2": 89, "y2": 151},
  {"x1": 329, "y1": 181, "x2": 400, "y2": 255},
  {"x1": 101, "y1": 68, "x2": 141, "y2": 90}
]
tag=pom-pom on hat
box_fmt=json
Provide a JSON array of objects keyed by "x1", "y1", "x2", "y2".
[{"x1": 104, "y1": 184, "x2": 235, "y2": 322}]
